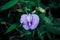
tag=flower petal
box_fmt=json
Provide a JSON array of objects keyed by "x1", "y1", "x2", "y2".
[
  {"x1": 30, "y1": 14, "x2": 39, "y2": 30},
  {"x1": 20, "y1": 14, "x2": 30, "y2": 30},
  {"x1": 27, "y1": 14, "x2": 33, "y2": 22},
  {"x1": 23, "y1": 24, "x2": 30, "y2": 30},
  {"x1": 20, "y1": 14, "x2": 27, "y2": 24}
]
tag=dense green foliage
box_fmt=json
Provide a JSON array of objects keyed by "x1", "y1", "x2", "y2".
[{"x1": 0, "y1": 0, "x2": 60, "y2": 40}]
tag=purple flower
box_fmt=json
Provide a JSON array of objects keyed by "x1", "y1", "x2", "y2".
[{"x1": 20, "y1": 14, "x2": 39, "y2": 30}]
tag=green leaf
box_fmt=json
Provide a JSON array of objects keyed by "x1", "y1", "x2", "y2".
[
  {"x1": 46, "y1": 32, "x2": 52, "y2": 40},
  {"x1": 48, "y1": 16, "x2": 53, "y2": 21},
  {"x1": 5, "y1": 23, "x2": 19, "y2": 34},
  {"x1": 40, "y1": 14, "x2": 53, "y2": 24},
  {"x1": 15, "y1": 28, "x2": 31, "y2": 35},
  {"x1": 36, "y1": 0, "x2": 46, "y2": 8},
  {"x1": 37, "y1": 25, "x2": 46, "y2": 40},
  {"x1": 21, "y1": 30, "x2": 31, "y2": 35},
  {"x1": 46, "y1": 24, "x2": 60, "y2": 34},
  {"x1": 0, "y1": 0, "x2": 18, "y2": 11},
  {"x1": 45, "y1": 18, "x2": 60, "y2": 34}
]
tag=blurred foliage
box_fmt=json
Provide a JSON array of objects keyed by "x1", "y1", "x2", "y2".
[
  {"x1": 0, "y1": 0, "x2": 19, "y2": 11},
  {"x1": 0, "y1": 0, "x2": 60, "y2": 40}
]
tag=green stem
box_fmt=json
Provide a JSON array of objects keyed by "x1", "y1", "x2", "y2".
[{"x1": 15, "y1": 28, "x2": 21, "y2": 33}]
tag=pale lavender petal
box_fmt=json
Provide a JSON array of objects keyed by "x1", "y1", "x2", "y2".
[
  {"x1": 20, "y1": 14, "x2": 27, "y2": 24},
  {"x1": 20, "y1": 14, "x2": 30, "y2": 30},
  {"x1": 30, "y1": 14, "x2": 39, "y2": 30},
  {"x1": 23, "y1": 24, "x2": 30, "y2": 30}
]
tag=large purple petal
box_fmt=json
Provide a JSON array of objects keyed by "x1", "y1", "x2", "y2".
[
  {"x1": 20, "y1": 14, "x2": 30, "y2": 30},
  {"x1": 30, "y1": 14, "x2": 39, "y2": 30}
]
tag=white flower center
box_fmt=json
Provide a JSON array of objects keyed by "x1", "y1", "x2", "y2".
[{"x1": 27, "y1": 14, "x2": 32, "y2": 22}]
